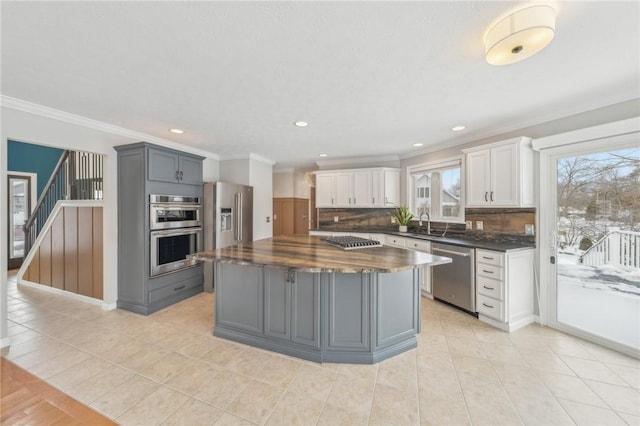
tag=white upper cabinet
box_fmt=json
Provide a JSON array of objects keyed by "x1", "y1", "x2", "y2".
[
  {"x1": 316, "y1": 174, "x2": 336, "y2": 206},
  {"x1": 463, "y1": 137, "x2": 534, "y2": 208},
  {"x1": 315, "y1": 168, "x2": 400, "y2": 208},
  {"x1": 372, "y1": 169, "x2": 400, "y2": 207}
]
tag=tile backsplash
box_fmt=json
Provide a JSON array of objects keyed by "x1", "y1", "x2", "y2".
[{"x1": 318, "y1": 207, "x2": 536, "y2": 236}]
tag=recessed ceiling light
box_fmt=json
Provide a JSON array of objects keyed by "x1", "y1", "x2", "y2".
[
  {"x1": 413, "y1": 143, "x2": 424, "y2": 147},
  {"x1": 294, "y1": 121, "x2": 309, "y2": 127},
  {"x1": 451, "y1": 125, "x2": 466, "y2": 132},
  {"x1": 319, "y1": 154, "x2": 328, "y2": 157},
  {"x1": 169, "y1": 128, "x2": 184, "y2": 134}
]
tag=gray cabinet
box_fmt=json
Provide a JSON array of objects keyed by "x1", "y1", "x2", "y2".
[
  {"x1": 327, "y1": 273, "x2": 370, "y2": 351},
  {"x1": 114, "y1": 142, "x2": 204, "y2": 315},
  {"x1": 214, "y1": 262, "x2": 421, "y2": 363},
  {"x1": 262, "y1": 268, "x2": 321, "y2": 348},
  {"x1": 148, "y1": 146, "x2": 203, "y2": 185}
]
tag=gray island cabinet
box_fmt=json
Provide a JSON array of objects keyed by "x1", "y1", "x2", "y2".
[
  {"x1": 191, "y1": 235, "x2": 451, "y2": 363},
  {"x1": 115, "y1": 142, "x2": 204, "y2": 315}
]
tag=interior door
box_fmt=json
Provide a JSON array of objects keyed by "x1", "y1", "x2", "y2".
[
  {"x1": 8, "y1": 175, "x2": 32, "y2": 270},
  {"x1": 552, "y1": 145, "x2": 639, "y2": 353}
]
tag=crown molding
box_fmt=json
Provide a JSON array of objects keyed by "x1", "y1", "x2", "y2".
[
  {"x1": 315, "y1": 154, "x2": 399, "y2": 169},
  {"x1": 219, "y1": 152, "x2": 276, "y2": 166},
  {"x1": 273, "y1": 168, "x2": 295, "y2": 174},
  {"x1": 0, "y1": 95, "x2": 220, "y2": 160}
]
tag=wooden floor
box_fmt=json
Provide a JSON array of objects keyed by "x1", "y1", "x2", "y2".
[{"x1": 0, "y1": 357, "x2": 116, "y2": 425}]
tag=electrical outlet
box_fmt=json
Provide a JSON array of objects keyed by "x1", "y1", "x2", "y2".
[
  {"x1": 525, "y1": 224, "x2": 535, "y2": 235},
  {"x1": 476, "y1": 221, "x2": 484, "y2": 230},
  {"x1": 334, "y1": 216, "x2": 339, "y2": 222},
  {"x1": 390, "y1": 217, "x2": 397, "y2": 224},
  {"x1": 266, "y1": 216, "x2": 270, "y2": 223},
  {"x1": 465, "y1": 221, "x2": 472, "y2": 229}
]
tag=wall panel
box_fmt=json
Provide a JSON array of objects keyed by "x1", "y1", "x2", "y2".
[
  {"x1": 64, "y1": 207, "x2": 78, "y2": 293},
  {"x1": 77, "y1": 207, "x2": 93, "y2": 297},
  {"x1": 20, "y1": 206, "x2": 103, "y2": 300}
]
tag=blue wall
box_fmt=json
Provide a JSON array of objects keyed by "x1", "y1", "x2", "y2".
[{"x1": 8, "y1": 140, "x2": 64, "y2": 198}]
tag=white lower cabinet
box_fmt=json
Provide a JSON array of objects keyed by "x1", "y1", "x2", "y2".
[
  {"x1": 476, "y1": 248, "x2": 535, "y2": 331},
  {"x1": 385, "y1": 236, "x2": 432, "y2": 297}
]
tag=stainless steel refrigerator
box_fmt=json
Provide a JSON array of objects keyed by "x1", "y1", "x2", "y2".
[{"x1": 203, "y1": 182, "x2": 253, "y2": 291}]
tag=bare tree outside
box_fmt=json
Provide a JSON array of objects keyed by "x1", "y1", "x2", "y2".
[{"x1": 555, "y1": 146, "x2": 640, "y2": 351}]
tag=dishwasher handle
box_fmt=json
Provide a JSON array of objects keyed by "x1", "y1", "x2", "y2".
[{"x1": 432, "y1": 247, "x2": 471, "y2": 257}]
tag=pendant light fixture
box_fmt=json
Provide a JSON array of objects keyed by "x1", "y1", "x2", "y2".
[{"x1": 484, "y1": 4, "x2": 556, "y2": 66}]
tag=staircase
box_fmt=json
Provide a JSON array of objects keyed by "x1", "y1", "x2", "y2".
[
  {"x1": 580, "y1": 229, "x2": 640, "y2": 268},
  {"x1": 23, "y1": 150, "x2": 104, "y2": 255}
]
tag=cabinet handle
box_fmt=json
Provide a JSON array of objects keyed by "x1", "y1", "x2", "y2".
[
  {"x1": 482, "y1": 256, "x2": 494, "y2": 260},
  {"x1": 490, "y1": 191, "x2": 494, "y2": 202},
  {"x1": 483, "y1": 285, "x2": 495, "y2": 290},
  {"x1": 175, "y1": 171, "x2": 180, "y2": 181},
  {"x1": 482, "y1": 302, "x2": 494, "y2": 308},
  {"x1": 385, "y1": 196, "x2": 388, "y2": 203},
  {"x1": 484, "y1": 192, "x2": 488, "y2": 202},
  {"x1": 482, "y1": 269, "x2": 494, "y2": 274},
  {"x1": 331, "y1": 197, "x2": 334, "y2": 204},
  {"x1": 174, "y1": 285, "x2": 186, "y2": 291},
  {"x1": 354, "y1": 197, "x2": 356, "y2": 204},
  {"x1": 372, "y1": 197, "x2": 375, "y2": 204}
]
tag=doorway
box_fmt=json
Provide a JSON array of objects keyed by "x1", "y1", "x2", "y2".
[
  {"x1": 8, "y1": 174, "x2": 34, "y2": 270},
  {"x1": 546, "y1": 142, "x2": 639, "y2": 354}
]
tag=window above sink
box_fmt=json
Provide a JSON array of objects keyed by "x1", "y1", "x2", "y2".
[{"x1": 408, "y1": 157, "x2": 464, "y2": 223}]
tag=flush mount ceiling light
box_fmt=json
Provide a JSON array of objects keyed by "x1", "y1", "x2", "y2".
[
  {"x1": 413, "y1": 143, "x2": 424, "y2": 147},
  {"x1": 451, "y1": 125, "x2": 466, "y2": 132},
  {"x1": 169, "y1": 128, "x2": 184, "y2": 134},
  {"x1": 319, "y1": 154, "x2": 328, "y2": 157},
  {"x1": 294, "y1": 121, "x2": 309, "y2": 127},
  {"x1": 484, "y1": 4, "x2": 556, "y2": 66}
]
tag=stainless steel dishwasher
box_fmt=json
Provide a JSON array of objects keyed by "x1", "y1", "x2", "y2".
[{"x1": 431, "y1": 243, "x2": 476, "y2": 314}]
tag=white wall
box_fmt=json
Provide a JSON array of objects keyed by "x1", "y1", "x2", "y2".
[
  {"x1": 220, "y1": 157, "x2": 274, "y2": 241},
  {"x1": 0, "y1": 105, "x2": 220, "y2": 347},
  {"x1": 250, "y1": 159, "x2": 273, "y2": 240},
  {"x1": 273, "y1": 171, "x2": 294, "y2": 198},
  {"x1": 273, "y1": 170, "x2": 312, "y2": 199},
  {"x1": 203, "y1": 158, "x2": 220, "y2": 182}
]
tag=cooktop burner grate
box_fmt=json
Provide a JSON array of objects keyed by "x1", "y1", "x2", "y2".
[{"x1": 324, "y1": 236, "x2": 383, "y2": 250}]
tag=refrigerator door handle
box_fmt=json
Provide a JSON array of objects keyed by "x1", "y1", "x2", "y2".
[
  {"x1": 238, "y1": 192, "x2": 243, "y2": 241},
  {"x1": 233, "y1": 193, "x2": 239, "y2": 241}
]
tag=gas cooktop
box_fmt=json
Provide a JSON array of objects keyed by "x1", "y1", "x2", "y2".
[{"x1": 324, "y1": 236, "x2": 382, "y2": 250}]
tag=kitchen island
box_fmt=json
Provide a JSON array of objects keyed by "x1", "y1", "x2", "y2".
[{"x1": 190, "y1": 235, "x2": 450, "y2": 364}]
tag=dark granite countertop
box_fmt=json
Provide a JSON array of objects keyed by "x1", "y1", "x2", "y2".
[{"x1": 311, "y1": 227, "x2": 536, "y2": 252}]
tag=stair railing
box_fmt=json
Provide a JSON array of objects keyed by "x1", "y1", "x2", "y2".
[{"x1": 23, "y1": 150, "x2": 104, "y2": 255}]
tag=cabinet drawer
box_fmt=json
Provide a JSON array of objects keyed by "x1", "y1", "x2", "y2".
[
  {"x1": 406, "y1": 239, "x2": 431, "y2": 252},
  {"x1": 476, "y1": 249, "x2": 504, "y2": 267},
  {"x1": 386, "y1": 236, "x2": 406, "y2": 247},
  {"x1": 476, "y1": 263, "x2": 503, "y2": 280},
  {"x1": 477, "y1": 276, "x2": 504, "y2": 301},
  {"x1": 149, "y1": 279, "x2": 201, "y2": 304},
  {"x1": 477, "y1": 294, "x2": 504, "y2": 321}
]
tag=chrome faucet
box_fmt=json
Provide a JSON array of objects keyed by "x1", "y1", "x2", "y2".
[{"x1": 418, "y1": 210, "x2": 431, "y2": 234}]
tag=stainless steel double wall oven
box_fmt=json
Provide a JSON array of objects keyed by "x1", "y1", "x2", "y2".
[{"x1": 149, "y1": 194, "x2": 202, "y2": 276}]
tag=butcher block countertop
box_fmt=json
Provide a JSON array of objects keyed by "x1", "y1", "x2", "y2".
[{"x1": 189, "y1": 234, "x2": 451, "y2": 273}]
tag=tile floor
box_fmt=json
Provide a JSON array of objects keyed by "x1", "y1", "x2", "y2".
[{"x1": 2, "y1": 271, "x2": 639, "y2": 426}]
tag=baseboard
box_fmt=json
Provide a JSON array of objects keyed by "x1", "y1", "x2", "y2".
[
  {"x1": 18, "y1": 280, "x2": 103, "y2": 306},
  {"x1": 101, "y1": 302, "x2": 117, "y2": 311},
  {"x1": 0, "y1": 337, "x2": 11, "y2": 348}
]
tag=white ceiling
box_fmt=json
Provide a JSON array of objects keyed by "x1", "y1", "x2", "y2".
[{"x1": 2, "y1": 1, "x2": 639, "y2": 169}]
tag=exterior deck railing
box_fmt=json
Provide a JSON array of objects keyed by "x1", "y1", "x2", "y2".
[{"x1": 581, "y1": 229, "x2": 640, "y2": 268}]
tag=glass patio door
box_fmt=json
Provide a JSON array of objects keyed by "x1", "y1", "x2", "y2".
[
  {"x1": 554, "y1": 147, "x2": 639, "y2": 352},
  {"x1": 8, "y1": 175, "x2": 31, "y2": 270}
]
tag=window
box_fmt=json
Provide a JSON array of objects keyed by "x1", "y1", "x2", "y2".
[{"x1": 409, "y1": 159, "x2": 463, "y2": 222}]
